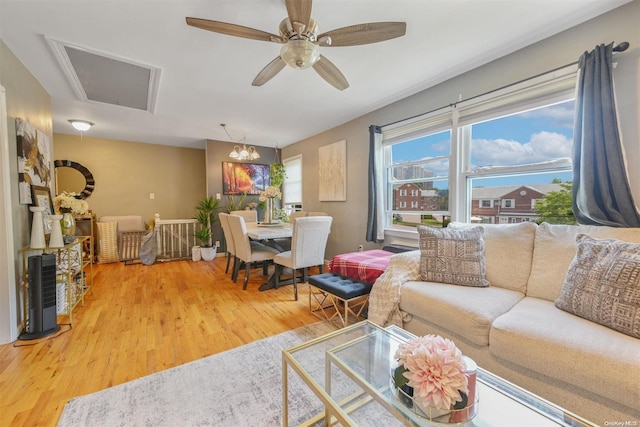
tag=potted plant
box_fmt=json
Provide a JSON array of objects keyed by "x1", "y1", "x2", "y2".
[
  {"x1": 194, "y1": 196, "x2": 220, "y2": 261},
  {"x1": 269, "y1": 163, "x2": 286, "y2": 189}
]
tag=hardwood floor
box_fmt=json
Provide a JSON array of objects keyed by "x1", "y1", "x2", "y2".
[{"x1": 0, "y1": 257, "x2": 322, "y2": 426}]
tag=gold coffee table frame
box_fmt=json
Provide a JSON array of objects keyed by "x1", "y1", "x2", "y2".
[{"x1": 282, "y1": 321, "x2": 595, "y2": 427}]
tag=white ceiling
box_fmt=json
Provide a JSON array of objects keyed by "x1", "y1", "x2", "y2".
[{"x1": 0, "y1": 0, "x2": 631, "y2": 149}]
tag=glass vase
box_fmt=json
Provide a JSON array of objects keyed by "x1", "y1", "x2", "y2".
[
  {"x1": 264, "y1": 198, "x2": 275, "y2": 224},
  {"x1": 61, "y1": 212, "x2": 76, "y2": 243}
]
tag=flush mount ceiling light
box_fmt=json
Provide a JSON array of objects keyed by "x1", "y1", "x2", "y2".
[{"x1": 68, "y1": 119, "x2": 94, "y2": 132}]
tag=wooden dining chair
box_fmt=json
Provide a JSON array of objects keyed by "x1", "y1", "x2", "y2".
[
  {"x1": 274, "y1": 216, "x2": 333, "y2": 300},
  {"x1": 227, "y1": 214, "x2": 280, "y2": 290}
]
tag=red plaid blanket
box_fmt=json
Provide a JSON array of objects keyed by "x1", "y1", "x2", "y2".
[{"x1": 329, "y1": 249, "x2": 394, "y2": 284}]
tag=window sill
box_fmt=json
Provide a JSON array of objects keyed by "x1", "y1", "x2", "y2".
[{"x1": 384, "y1": 227, "x2": 419, "y2": 244}]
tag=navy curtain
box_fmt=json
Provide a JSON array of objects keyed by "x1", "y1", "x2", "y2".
[
  {"x1": 366, "y1": 125, "x2": 384, "y2": 242},
  {"x1": 572, "y1": 43, "x2": 640, "y2": 227}
]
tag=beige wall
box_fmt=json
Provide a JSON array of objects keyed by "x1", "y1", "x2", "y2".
[
  {"x1": 283, "y1": 0, "x2": 640, "y2": 258},
  {"x1": 54, "y1": 134, "x2": 206, "y2": 224},
  {"x1": 0, "y1": 39, "x2": 53, "y2": 341}
]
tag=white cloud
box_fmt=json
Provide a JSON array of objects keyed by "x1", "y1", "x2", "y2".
[
  {"x1": 518, "y1": 103, "x2": 574, "y2": 128},
  {"x1": 471, "y1": 131, "x2": 572, "y2": 167}
]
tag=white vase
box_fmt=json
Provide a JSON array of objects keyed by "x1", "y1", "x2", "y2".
[
  {"x1": 29, "y1": 206, "x2": 46, "y2": 249},
  {"x1": 201, "y1": 246, "x2": 217, "y2": 261},
  {"x1": 48, "y1": 214, "x2": 64, "y2": 247},
  {"x1": 192, "y1": 246, "x2": 201, "y2": 261}
]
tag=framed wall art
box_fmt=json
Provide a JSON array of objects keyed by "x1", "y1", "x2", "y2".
[
  {"x1": 222, "y1": 162, "x2": 270, "y2": 195},
  {"x1": 318, "y1": 140, "x2": 346, "y2": 201},
  {"x1": 16, "y1": 118, "x2": 51, "y2": 204},
  {"x1": 31, "y1": 185, "x2": 54, "y2": 235}
]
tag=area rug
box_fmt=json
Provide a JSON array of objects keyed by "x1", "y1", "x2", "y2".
[{"x1": 57, "y1": 322, "x2": 397, "y2": 426}]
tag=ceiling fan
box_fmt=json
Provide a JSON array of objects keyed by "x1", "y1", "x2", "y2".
[{"x1": 186, "y1": 0, "x2": 406, "y2": 90}]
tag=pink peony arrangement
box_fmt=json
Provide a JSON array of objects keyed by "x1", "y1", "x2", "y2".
[{"x1": 393, "y1": 334, "x2": 469, "y2": 410}]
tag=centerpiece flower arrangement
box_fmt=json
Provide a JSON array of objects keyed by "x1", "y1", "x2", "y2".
[
  {"x1": 259, "y1": 186, "x2": 282, "y2": 224},
  {"x1": 259, "y1": 186, "x2": 282, "y2": 201},
  {"x1": 53, "y1": 191, "x2": 89, "y2": 215},
  {"x1": 393, "y1": 334, "x2": 477, "y2": 422}
]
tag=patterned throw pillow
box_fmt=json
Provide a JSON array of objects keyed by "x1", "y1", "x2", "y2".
[
  {"x1": 555, "y1": 234, "x2": 640, "y2": 339},
  {"x1": 97, "y1": 221, "x2": 119, "y2": 264},
  {"x1": 418, "y1": 226, "x2": 489, "y2": 287}
]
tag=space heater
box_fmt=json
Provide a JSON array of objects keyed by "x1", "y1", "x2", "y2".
[{"x1": 23, "y1": 253, "x2": 60, "y2": 339}]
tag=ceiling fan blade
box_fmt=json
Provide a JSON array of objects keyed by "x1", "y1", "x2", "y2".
[
  {"x1": 318, "y1": 22, "x2": 406, "y2": 47},
  {"x1": 285, "y1": 0, "x2": 312, "y2": 33},
  {"x1": 186, "y1": 17, "x2": 283, "y2": 43},
  {"x1": 252, "y1": 57, "x2": 286, "y2": 86},
  {"x1": 312, "y1": 56, "x2": 349, "y2": 91}
]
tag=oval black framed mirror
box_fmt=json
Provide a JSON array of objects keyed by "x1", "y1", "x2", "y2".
[{"x1": 54, "y1": 159, "x2": 95, "y2": 199}]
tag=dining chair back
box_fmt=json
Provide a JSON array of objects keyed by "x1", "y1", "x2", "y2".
[
  {"x1": 218, "y1": 212, "x2": 236, "y2": 277},
  {"x1": 230, "y1": 210, "x2": 257, "y2": 223},
  {"x1": 307, "y1": 211, "x2": 328, "y2": 217},
  {"x1": 274, "y1": 216, "x2": 333, "y2": 300},
  {"x1": 227, "y1": 214, "x2": 279, "y2": 290}
]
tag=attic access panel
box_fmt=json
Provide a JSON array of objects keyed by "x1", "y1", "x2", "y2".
[{"x1": 47, "y1": 37, "x2": 160, "y2": 113}]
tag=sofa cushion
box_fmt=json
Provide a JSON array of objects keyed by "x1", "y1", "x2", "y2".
[
  {"x1": 555, "y1": 234, "x2": 640, "y2": 338},
  {"x1": 527, "y1": 223, "x2": 640, "y2": 301},
  {"x1": 448, "y1": 222, "x2": 537, "y2": 293},
  {"x1": 399, "y1": 281, "x2": 523, "y2": 346},
  {"x1": 97, "y1": 221, "x2": 119, "y2": 264},
  {"x1": 417, "y1": 226, "x2": 489, "y2": 287},
  {"x1": 490, "y1": 297, "x2": 640, "y2": 411}
]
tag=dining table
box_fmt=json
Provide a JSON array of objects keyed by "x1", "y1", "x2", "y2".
[
  {"x1": 244, "y1": 222, "x2": 292, "y2": 291},
  {"x1": 245, "y1": 221, "x2": 292, "y2": 241}
]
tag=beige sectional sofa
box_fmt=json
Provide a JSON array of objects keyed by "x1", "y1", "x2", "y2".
[{"x1": 370, "y1": 222, "x2": 640, "y2": 425}]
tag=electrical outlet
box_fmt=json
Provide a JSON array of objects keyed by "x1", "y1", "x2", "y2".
[
  {"x1": 358, "y1": 244, "x2": 364, "y2": 252},
  {"x1": 215, "y1": 240, "x2": 221, "y2": 248}
]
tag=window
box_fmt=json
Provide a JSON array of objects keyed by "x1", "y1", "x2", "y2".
[
  {"x1": 282, "y1": 155, "x2": 302, "y2": 214},
  {"x1": 399, "y1": 189, "x2": 407, "y2": 196},
  {"x1": 411, "y1": 201, "x2": 419, "y2": 208},
  {"x1": 501, "y1": 199, "x2": 515, "y2": 208},
  {"x1": 380, "y1": 64, "x2": 576, "y2": 235}
]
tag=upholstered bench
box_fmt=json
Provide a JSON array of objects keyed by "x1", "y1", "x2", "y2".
[{"x1": 308, "y1": 272, "x2": 373, "y2": 328}]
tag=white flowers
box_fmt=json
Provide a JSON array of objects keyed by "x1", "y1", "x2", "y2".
[
  {"x1": 259, "y1": 186, "x2": 281, "y2": 201},
  {"x1": 53, "y1": 191, "x2": 89, "y2": 215}
]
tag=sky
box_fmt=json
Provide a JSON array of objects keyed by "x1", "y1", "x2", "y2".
[{"x1": 391, "y1": 100, "x2": 575, "y2": 187}]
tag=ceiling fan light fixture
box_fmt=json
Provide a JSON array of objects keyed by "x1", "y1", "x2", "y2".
[
  {"x1": 68, "y1": 119, "x2": 94, "y2": 132},
  {"x1": 280, "y1": 39, "x2": 320, "y2": 69}
]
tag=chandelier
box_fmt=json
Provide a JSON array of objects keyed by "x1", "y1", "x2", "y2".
[
  {"x1": 222, "y1": 123, "x2": 260, "y2": 161},
  {"x1": 229, "y1": 143, "x2": 260, "y2": 160}
]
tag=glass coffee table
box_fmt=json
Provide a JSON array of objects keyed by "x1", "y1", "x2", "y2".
[{"x1": 282, "y1": 321, "x2": 595, "y2": 426}]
